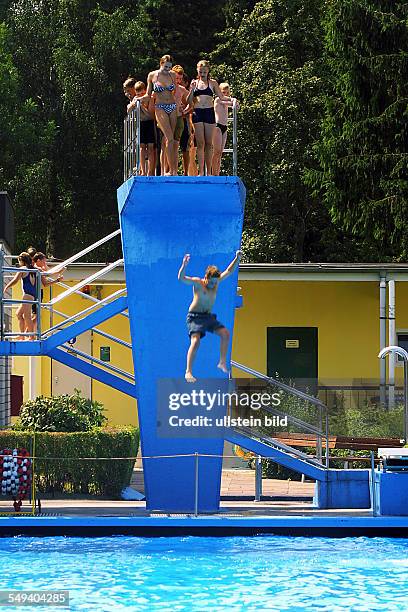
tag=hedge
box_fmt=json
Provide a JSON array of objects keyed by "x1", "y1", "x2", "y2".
[{"x1": 0, "y1": 427, "x2": 139, "y2": 498}]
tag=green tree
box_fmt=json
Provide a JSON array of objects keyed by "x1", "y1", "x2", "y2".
[
  {"x1": 2, "y1": 0, "x2": 228, "y2": 258},
  {"x1": 212, "y1": 0, "x2": 335, "y2": 262},
  {"x1": 308, "y1": 0, "x2": 408, "y2": 261}
]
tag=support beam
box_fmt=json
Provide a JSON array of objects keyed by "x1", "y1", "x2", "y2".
[
  {"x1": 48, "y1": 347, "x2": 137, "y2": 398},
  {"x1": 389, "y1": 279, "x2": 396, "y2": 408},
  {"x1": 225, "y1": 431, "x2": 326, "y2": 481},
  {"x1": 380, "y1": 276, "x2": 387, "y2": 404},
  {"x1": 44, "y1": 296, "x2": 128, "y2": 352}
]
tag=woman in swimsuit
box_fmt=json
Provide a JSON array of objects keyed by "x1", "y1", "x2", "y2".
[
  {"x1": 3, "y1": 252, "x2": 37, "y2": 340},
  {"x1": 186, "y1": 60, "x2": 232, "y2": 176},
  {"x1": 145, "y1": 55, "x2": 178, "y2": 176}
]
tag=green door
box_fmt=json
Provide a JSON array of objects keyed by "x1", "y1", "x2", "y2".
[{"x1": 267, "y1": 327, "x2": 318, "y2": 391}]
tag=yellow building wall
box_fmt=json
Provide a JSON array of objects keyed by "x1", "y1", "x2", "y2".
[
  {"x1": 91, "y1": 285, "x2": 137, "y2": 426},
  {"x1": 232, "y1": 280, "x2": 408, "y2": 385}
]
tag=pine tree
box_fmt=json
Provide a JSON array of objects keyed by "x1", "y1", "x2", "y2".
[{"x1": 309, "y1": 0, "x2": 408, "y2": 260}]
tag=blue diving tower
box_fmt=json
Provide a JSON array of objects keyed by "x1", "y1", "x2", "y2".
[
  {"x1": 0, "y1": 102, "x2": 382, "y2": 514},
  {"x1": 118, "y1": 176, "x2": 245, "y2": 512}
]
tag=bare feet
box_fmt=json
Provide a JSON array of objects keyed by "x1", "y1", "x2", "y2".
[
  {"x1": 185, "y1": 371, "x2": 197, "y2": 383},
  {"x1": 217, "y1": 362, "x2": 229, "y2": 374}
]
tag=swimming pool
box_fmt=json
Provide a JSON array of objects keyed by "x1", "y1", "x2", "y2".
[{"x1": 1, "y1": 536, "x2": 408, "y2": 611}]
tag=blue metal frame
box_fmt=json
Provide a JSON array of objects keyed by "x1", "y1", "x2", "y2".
[
  {"x1": 226, "y1": 430, "x2": 326, "y2": 481},
  {"x1": 44, "y1": 296, "x2": 128, "y2": 351},
  {"x1": 48, "y1": 347, "x2": 137, "y2": 398}
]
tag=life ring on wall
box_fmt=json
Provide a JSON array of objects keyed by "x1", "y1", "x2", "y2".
[
  {"x1": 232, "y1": 444, "x2": 255, "y2": 462},
  {"x1": 0, "y1": 448, "x2": 32, "y2": 511}
]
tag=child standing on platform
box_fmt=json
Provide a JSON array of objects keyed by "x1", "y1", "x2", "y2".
[{"x1": 123, "y1": 78, "x2": 156, "y2": 176}]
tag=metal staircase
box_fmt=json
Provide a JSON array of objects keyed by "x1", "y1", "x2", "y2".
[
  {"x1": 226, "y1": 361, "x2": 330, "y2": 481},
  {"x1": 0, "y1": 230, "x2": 136, "y2": 399}
]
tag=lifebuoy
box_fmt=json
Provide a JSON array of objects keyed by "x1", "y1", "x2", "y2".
[{"x1": 0, "y1": 448, "x2": 32, "y2": 510}]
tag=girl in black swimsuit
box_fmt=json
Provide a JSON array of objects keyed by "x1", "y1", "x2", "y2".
[{"x1": 186, "y1": 60, "x2": 232, "y2": 176}]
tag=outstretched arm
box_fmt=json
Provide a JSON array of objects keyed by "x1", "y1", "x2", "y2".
[
  {"x1": 178, "y1": 254, "x2": 201, "y2": 286},
  {"x1": 212, "y1": 80, "x2": 232, "y2": 102},
  {"x1": 3, "y1": 271, "x2": 22, "y2": 293},
  {"x1": 41, "y1": 272, "x2": 64, "y2": 287},
  {"x1": 220, "y1": 250, "x2": 242, "y2": 281},
  {"x1": 142, "y1": 71, "x2": 154, "y2": 102},
  {"x1": 216, "y1": 97, "x2": 239, "y2": 109}
]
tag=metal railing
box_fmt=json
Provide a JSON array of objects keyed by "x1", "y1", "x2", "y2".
[
  {"x1": 0, "y1": 233, "x2": 130, "y2": 371},
  {"x1": 231, "y1": 360, "x2": 330, "y2": 469},
  {"x1": 1, "y1": 265, "x2": 43, "y2": 340},
  {"x1": 123, "y1": 99, "x2": 141, "y2": 182},
  {"x1": 223, "y1": 98, "x2": 238, "y2": 176},
  {"x1": 123, "y1": 97, "x2": 238, "y2": 180}
]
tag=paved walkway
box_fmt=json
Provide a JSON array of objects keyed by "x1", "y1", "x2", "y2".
[{"x1": 130, "y1": 468, "x2": 314, "y2": 499}]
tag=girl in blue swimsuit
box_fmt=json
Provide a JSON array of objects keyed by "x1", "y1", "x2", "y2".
[
  {"x1": 145, "y1": 55, "x2": 178, "y2": 175},
  {"x1": 3, "y1": 252, "x2": 37, "y2": 340}
]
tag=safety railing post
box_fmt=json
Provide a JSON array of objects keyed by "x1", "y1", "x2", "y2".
[
  {"x1": 194, "y1": 452, "x2": 199, "y2": 517},
  {"x1": 123, "y1": 114, "x2": 128, "y2": 182},
  {"x1": 123, "y1": 102, "x2": 141, "y2": 181},
  {"x1": 325, "y1": 408, "x2": 329, "y2": 469},
  {"x1": 0, "y1": 249, "x2": 4, "y2": 341},
  {"x1": 36, "y1": 268, "x2": 42, "y2": 340},
  {"x1": 370, "y1": 450, "x2": 377, "y2": 517},
  {"x1": 255, "y1": 455, "x2": 262, "y2": 502},
  {"x1": 316, "y1": 405, "x2": 323, "y2": 464},
  {"x1": 136, "y1": 100, "x2": 141, "y2": 175},
  {"x1": 232, "y1": 99, "x2": 238, "y2": 176}
]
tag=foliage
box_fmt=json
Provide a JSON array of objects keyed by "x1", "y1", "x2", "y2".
[
  {"x1": 14, "y1": 390, "x2": 107, "y2": 432},
  {"x1": 212, "y1": 0, "x2": 339, "y2": 262},
  {"x1": 307, "y1": 0, "x2": 408, "y2": 261},
  {"x1": 1, "y1": 0, "x2": 407, "y2": 262},
  {"x1": 0, "y1": 427, "x2": 139, "y2": 497},
  {"x1": 0, "y1": 0, "x2": 227, "y2": 258},
  {"x1": 329, "y1": 403, "x2": 403, "y2": 438}
]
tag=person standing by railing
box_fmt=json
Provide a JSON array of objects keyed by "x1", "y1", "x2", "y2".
[
  {"x1": 144, "y1": 55, "x2": 179, "y2": 176},
  {"x1": 172, "y1": 65, "x2": 189, "y2": 175},
  {"x1": 3, "y1": 252, "x2": 36, "y2": 340},
  {"x1": 31, "y1": 252, "x2": 63, "y2": 331},
  {"x1": 186, "y1": 60, "x2": 233, "y2": 176},
  {"x1": 182, "y1": 73, "x2": 198, "y2": 176},
  {"x1": 212, "y1": 83, "x2": 239, "y2": 176},
  {"x1": 123, "y1": 78, "x2": 157, "y2": 176}
]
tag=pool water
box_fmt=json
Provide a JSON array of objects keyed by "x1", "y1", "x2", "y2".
[{"x1": 1, "y1": 536, "x2": 408, "y2": 611}]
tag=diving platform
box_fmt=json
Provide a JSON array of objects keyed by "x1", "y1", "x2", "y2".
[{"x1": 118, "y1": 176, "x2": 245, "y2": 512}]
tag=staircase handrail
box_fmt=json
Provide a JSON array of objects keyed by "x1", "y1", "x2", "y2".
[
  {"x1": 231, "y1": 360, "x2": 326, "y2": 407},
  {"x1": 233, "y1": 426, "x2": 325, "y2": 468},
  {"x1": 231, "y1": 359, "x2": 329, "y2": 468},
  {"x1": 59, "y1": 343, "x2": 134, "y2": 382},
  {"x1": 42, "y1": 288, "x2": 126, "y2": 337},
  {"x1": 44, "y1": 304, "x2": 131, "y2": 349},
  {"x1": 53, "y1": 281, "x2": 129, "y2": 319},
  {"x1": 48, "y1": 259, "x2": 124, "y2": 306},
  {"x1": 46, "y1": 229, "x2": 121, "y2": 275}
]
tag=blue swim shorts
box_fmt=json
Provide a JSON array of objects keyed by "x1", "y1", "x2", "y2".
[{"x1": 186, "y1": 312, "x2": 225, "y2": 338}]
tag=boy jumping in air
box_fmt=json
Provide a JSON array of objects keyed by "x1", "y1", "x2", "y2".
[{"x1": 178, "y1": 251, "x2": 241, "y2": 382}]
